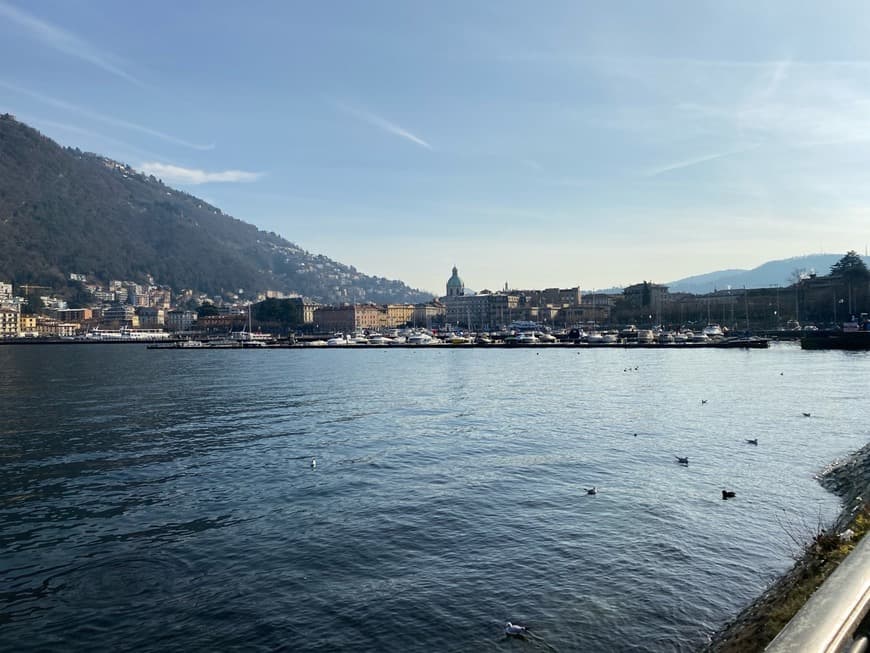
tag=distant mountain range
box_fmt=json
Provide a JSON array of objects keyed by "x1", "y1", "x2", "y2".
[
  {"x1": 0, "y1": 114, "x2": 433, "y2": 304},
  {"x1": 664, "y1": 254, "x2": 870, "y2": 294}
]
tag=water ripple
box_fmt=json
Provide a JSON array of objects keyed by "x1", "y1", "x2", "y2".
[{"x1": 0, "y1": 344, "x2": 866, "y2": 651}]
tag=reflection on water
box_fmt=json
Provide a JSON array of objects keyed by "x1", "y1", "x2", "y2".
[{"x1": 1, "y1": 344, "x2": 868, "y2": 651}]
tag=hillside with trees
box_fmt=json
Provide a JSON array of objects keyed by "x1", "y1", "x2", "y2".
[{"x1": 0, "y1": 114, "x2": 432, "y2": 304}]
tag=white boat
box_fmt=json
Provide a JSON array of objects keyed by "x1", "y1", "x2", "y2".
[
  {"x1": 702, "y1": 324, "x2": 724, "y2": 338},
  {"x1": 658, "y1": 332, "x2": 675, "y2": 344},
  {"x1": 87, "y1": 327, "x2": 172, "y2": 341},
  {"x1": 407, "y1": 332, "x2": 435, "y2": 345},
  {"x1": 586, "y1": 332, "x2": 604, "y2": 343},
  {"x1": 516, "y1": 332, "x2": 539, "y2": 344},
  {"x1": 602, "y1": 332, "x2": 618, "y2": 343},
  {"x1": 368, "y1": 335, "x2": 393, "y2": 345},
  {"x1": 537, "y1": 332, "x2": 557, "y2": 343},
  {"x1": 691, "y1": 332, "x2": 710, "y2": 343},
  {"x1": 636, "y1": 329, "x2": 654, "y2": 343}
]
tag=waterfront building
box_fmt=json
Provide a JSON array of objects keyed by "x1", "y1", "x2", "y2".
[
  {"x1": 444, "y1": 293, "x2": 490, "y2": 330},
  {"x1": 411, "y1": 302, "x2": 445, "y2": 328},
  {"x1": 36, "y1": 317, "x2": 80, "y2": 337},
  {"x1": 284, "y1": 297, "x2": 318, "y2": 325},
  {"x1": 0, "y1": 307, "x2": 19, "y2": 337},
  {"x1": 101, "y1": 302, "x2": 137, "y2": 328},
  {"x1": 0, "y1": 281, "x2": 12, "y2": 303},
  {"x1": 623, "y1": 282, "x2": 669, "y2": 322},
  {"x1": 136, "y1": 307, "x2": 165, "y2": 328},
  {"x1": 384, "y1": 303, "x2": 414, "y2": 328},
  {"x1": 18, "y1": 314, "x2": 37, "y2": 337},
  {"x1": 51, "y1": 308, "x2": 93, "y2": 323},
  {"x1": 196, "y1": 314, "x2": 245, "y2": 333},
  {"x1": 165, "y1": 310, "x2": 197, "y2": 332},
  {"x1": 314, "y1": 304, "x2": 386, "y2": 333},
  {"x1": 559, "y1": 303, "x2": 612, "y2": 326}
]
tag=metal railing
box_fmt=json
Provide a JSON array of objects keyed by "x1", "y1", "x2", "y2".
[{"x1": 766, "y1": 533, "x2": 870, "y2": 653}]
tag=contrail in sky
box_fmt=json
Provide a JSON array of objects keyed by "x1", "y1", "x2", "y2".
[
  {"x1": 336, "y1": 102, "x2": 433, "y2": 150},
  {"x1": 0, "y1": 1, "x2": 143, "y2": 86}
]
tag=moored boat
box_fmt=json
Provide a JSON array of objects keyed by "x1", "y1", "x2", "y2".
[{"x1": 800, "y1": 327, "x2": 870, "y2": 350}]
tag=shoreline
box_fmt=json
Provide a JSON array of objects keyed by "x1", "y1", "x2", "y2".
[
  {"x1": 0, "y1": 338, "x2": 774, "y2": 349},
  {"x1": 703, "y1": 442, "x2": 870, "y2": 652}
]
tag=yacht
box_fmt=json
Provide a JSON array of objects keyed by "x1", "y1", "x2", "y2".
[
  {"x1": 407, "y1": 332, "x2": 435, "y2": 345},
  {"x1": 636, "y1": 329, "x2": 654, "y2": 343},
  {"x1": 516, "y1": 332, "x2": 539, "y2": 344},
  {"x1": 702, "y1": 324, "x2": 724, "y2": 338}
]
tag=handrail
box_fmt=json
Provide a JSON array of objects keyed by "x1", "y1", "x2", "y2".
[{"x1": 765, "y1": 533, "x2": 870, "y2": 653}]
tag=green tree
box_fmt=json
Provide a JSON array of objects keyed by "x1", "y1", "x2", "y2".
[
  {"x1": 830, "y1": 251, "x2": 870, "y2": 316},
  {"x1": 830, "y1": 251, "x2": 870, "y2": 279},
  {"x1": 196, "y1": 302, "x2": 220, "y2": 318},
  {"x1": 21, "y1": 292, "x2": 44, "y2": 315}
]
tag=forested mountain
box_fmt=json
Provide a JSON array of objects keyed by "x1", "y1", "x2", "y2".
[{"x1": 0, "y1": 114, "x2": 432, "y2": 304}]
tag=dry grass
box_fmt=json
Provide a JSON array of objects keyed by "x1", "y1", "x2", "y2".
[{"x1": 705, "y1": 506, "x2": 869, "y2": 652}]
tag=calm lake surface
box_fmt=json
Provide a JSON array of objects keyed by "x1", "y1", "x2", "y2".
[{"x1": 1, "y1": 343, "x2": 868, "y2": 652}]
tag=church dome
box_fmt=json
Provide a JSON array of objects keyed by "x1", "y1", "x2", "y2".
[{"x1": 446, "y1": 265, "x2": 464, "y2": 297}]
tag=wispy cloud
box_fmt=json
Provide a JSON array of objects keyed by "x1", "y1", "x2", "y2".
[
  {"x1": 0, "y1": 80, "x2": 214, "y2": 150},
  {"x1": 336, "y1": 102, "x2": 432, "y2": 150},
  {"x1": 139, "y1": 162, "x2": 262, "y2": 185},
  {"x1": 644, "y1": 146, "x2": 759, "y2": 177},
  {"x1": 0, "y1": 1, "x2": 142, "y2": 85}
]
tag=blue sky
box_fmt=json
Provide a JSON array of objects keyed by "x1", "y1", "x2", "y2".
[{"x1": 2, "y1": 1, "x2": 869, "y2": 295}]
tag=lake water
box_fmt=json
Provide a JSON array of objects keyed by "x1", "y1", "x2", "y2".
[{"x1": 1, "y1": 343, "x2": 868, "y2": 652}]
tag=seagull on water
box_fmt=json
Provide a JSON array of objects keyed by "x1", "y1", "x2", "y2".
[
  {"x1": 701, "y1": 399, "x2": 708, "y2": 405},
  {"x1": 505, "y1": 622, "x2": 529, "y2": 636},
  {"x1": 722, "y1": 490, "x2": 736, "y2": 500},
  {"x1": 802, "y1": 412, "x2": 811, "y2": 417},
  {"x1": 311, "y1": 458, "x2": 317, "y2": 469},
  {"x1": 746, "y1": 439, "x2": 758, "y2": 445},
  {"x1": 675, "y1": 456, "x2": 689, "y2": 465},
  {"x1": 584, "y1": 487, "x2": 598, "y2": 495}
]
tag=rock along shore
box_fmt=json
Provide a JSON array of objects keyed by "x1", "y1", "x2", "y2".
[{"x1": 702, "y1": 441, "x2": 870, "y2": 652}]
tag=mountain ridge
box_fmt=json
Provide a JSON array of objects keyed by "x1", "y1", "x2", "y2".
[
  {"x1": 0, "y1": 114, "x2": 433, "y2": 304},
  {"x1": 665, "y1": 254, "x2": 870, "y2": 294}
]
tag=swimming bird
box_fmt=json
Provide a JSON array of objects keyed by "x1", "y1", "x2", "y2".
[
  {"x1": 802, "y1": 412, "x2": 811, "y2": 417},
  {"x1": 746, "y1": 439, "x2": 758, "y2": 445},
  {"x1": 310, "y1": 458, "x2": 317, "y2": 469},
  {"x1": 701, "y1": 399, "x2": 708, "y2": 405},
  {"x1": 584, "y1": 487, "x2": 598, "y2": 495},
  {"x1": 505, "y1": 622, "x2": 529, "y2": 636},
  {"x1": 675, "y1": 456, "x2": 689, "y2": 465},
  {"x1": 722, "y1": 490, "x2": 736, "y2": 499}
]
